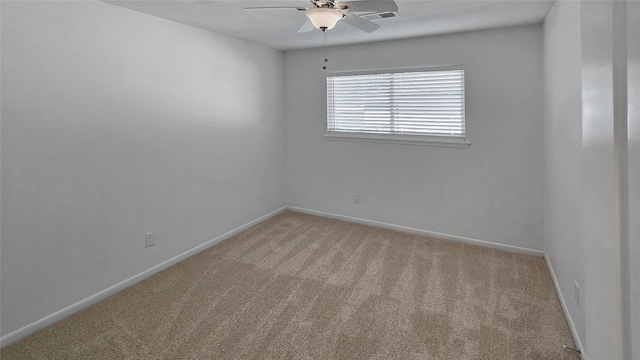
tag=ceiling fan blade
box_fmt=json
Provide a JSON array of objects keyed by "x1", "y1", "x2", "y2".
[
  {"x1": 244, "y1": 6, "x2": 307, "y2": 10},
  {"x1": 341, "y1": 0, "x2": 398, "y2": 13},
  {"x1": 342, "y1": 13, "x2": 380, "y2": 33},
  {"x1": 297, "y1": 19, "x2": 315, "y2": 32}
]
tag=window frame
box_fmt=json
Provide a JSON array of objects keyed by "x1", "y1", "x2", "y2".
[{"x1": 325, "y1": 65, "x2": 470, "y2": 148}]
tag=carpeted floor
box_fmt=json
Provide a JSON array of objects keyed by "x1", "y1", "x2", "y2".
[{"x1": 1, "y1": 211, "x2": 578, "y2": 359}]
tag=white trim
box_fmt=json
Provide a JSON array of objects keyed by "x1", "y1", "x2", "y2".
[
  {"x1": 544, "y1": 255, "x2": 586, "y2": 360},
  {"x1": 286, "y1": 206, "x2": 544, "y2": 257},
  {"x1": 324, "y1": 132, "x2": 470, "y2": 148},
  {"x1": 0, "y1": 207, "x2": 287, "y2": 348},
  {"x1": 326, "y1": 64, "x2": 465, "y2": 77}
]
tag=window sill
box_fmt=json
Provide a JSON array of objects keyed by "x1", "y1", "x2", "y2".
[{"x1": 324, "y1": 132, "x2": 470, "y2": 148}]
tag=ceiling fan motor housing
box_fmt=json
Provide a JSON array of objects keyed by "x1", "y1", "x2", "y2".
[{"x1": 313, "y1": 0, "x2": 337, "y2": 8}]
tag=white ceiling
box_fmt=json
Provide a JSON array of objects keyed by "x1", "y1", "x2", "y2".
[{"x1": 102, "y1": 0, "x2": 555, "y2": 50}]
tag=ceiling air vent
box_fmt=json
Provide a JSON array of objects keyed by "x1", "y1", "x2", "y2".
[{"x1": 360, "y1": 12, "x2": 400, "y2": 21}]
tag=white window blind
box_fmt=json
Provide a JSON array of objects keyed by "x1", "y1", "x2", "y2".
[{"x1": 326, "y1": 67, "x2": 466, "y2": 144}]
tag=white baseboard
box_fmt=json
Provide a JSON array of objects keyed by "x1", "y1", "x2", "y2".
[
  {"x1": 0, "y1": 207, "x2": 287, "y2": 348},
  {"x1": 544, "y1": 254, "x2": 586, "y2": 360},
  {"x1": 286, "y1": 206, "x2": 544, "y2": 257}
]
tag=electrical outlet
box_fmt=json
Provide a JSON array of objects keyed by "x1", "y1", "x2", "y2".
[
  {"x1": 354, "y1": 193, "x2": 361, "y2": 203},
  {"x1": 574, "y1": 281, "x2": 580, "y2": 306},
  {"x1": 145, "y1": 232, "x2": 156, "y2": 248}
]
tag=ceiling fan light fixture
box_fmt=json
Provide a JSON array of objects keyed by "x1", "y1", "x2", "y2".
[{"x1": 305, "y1": 8, "x2": 343, "y2": 31}]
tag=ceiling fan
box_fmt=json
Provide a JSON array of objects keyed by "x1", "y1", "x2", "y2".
[{"x1": 245, "y1": 0, "x2": 398, "y2": 33}]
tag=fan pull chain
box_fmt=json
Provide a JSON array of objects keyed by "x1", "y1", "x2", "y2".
[{"x1": 322, "y1": 31, "x2": 328, "y2": 70}]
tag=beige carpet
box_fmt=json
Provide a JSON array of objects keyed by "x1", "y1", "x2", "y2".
[{"x1": 2, "y1": 211, "x2": 578, "y2": 359}]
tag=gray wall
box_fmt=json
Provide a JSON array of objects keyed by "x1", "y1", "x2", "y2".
[
  {"x1": 542, "y1": 0, "x2": 585, "y2": 348},
  {"x1": 543, "y1": 1, "x2": 639, "y2": 358},
  {"x1": 628, "y1": 2, "x2": 640, "y2": 357},
  {"x1": 581, "y1": 1, "x2": 627, "y2": 357},
  {"x1": 1, "y1": 1, "x2": 285, "y2": 339},
  {"x1": 285, "y1": 25, "x2": 544, "y2": 251}
]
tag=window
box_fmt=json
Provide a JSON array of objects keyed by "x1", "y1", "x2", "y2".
[{"x1": 326, "y1": 66, "x2": 468, "y2": 147}]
